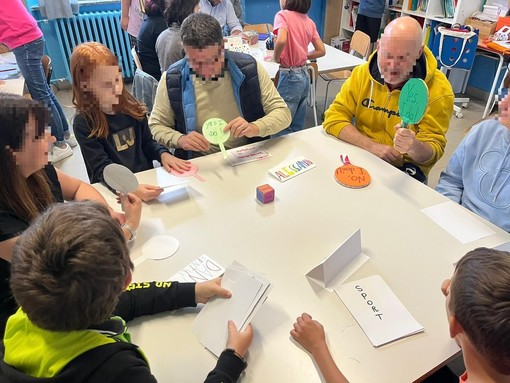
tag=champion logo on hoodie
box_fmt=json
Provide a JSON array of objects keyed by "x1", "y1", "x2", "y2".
[{"x1": 361, "y1": 98, "x2": 400, "y2": 119}]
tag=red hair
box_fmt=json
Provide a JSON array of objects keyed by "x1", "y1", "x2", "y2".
[{"x1": 71, "y1": 42, "x2": 146, "y2": 139}]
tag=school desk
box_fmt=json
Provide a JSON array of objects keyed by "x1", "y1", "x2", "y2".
[
  {"x1": 94, "y1": 127, "x2": 510, "y2": 382},
  {"x1": 0, "y1": 52, "x2": 24, "y2": 96},
  {"x1": 250, "y1": 42, "x2": 366, "y2": 79}
]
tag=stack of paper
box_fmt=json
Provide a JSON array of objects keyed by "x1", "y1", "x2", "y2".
[
  {"x1": 335, "y1": 275, "x2": 424, "y2": 347},
  {"x1": 192, "y1": 262, "x2": 271, "y2": 357}
]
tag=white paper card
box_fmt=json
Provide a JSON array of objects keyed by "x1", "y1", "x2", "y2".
[
  {"x1": 335, "y1": 275, "x2": 424, "y2": 347},
  {"x1": 268, "y1": 156, "x2": 316, "y2": 182},
  {"x1": 192, "y1": 263, "x2": 271, "y2": 357},
  {"x1": 306, "y1": 229, "x2": 369, "y2": 291},
  {"x1": 227, "y1": 142, "x2": 271, "y2": 166},
  {"x1": 169, "y1": 255, "x2": 224, "y2": 283},
  {"x1": 421, "y1": 201, "x2": 495, "y2": 244},
  {"x1": 494, "y1": 241, "x2": 510, "y2": 252}
]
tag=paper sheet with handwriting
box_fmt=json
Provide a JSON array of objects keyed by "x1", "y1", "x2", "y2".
[
  {"x1": 227, "y1": 142, "x2": 271, "y2": 166},
  {"x1": 421, "y1": 201, "x2": 495, "y2": 244},
  {"x1": 335, "y1": 275, "x2": 424, "y2": 347},
  {"x1": 169, "y1": 255, "x2": 224, "y2": 283}
]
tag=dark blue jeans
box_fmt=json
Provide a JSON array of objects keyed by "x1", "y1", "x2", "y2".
[{"x1": 12, "y1": 37, "x2": 69, "y2": 142}]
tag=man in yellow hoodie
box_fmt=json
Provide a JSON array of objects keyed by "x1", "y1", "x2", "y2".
[{"x1": 324, "y1": 16, "x2": 454, "y2": 182}]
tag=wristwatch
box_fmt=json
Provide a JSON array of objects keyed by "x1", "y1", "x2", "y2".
[{"x1": 122, "y1": 223, "x2": 137, "y2": 241}]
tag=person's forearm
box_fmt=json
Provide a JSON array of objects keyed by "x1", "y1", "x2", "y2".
[
  {"x1": 74, "y1": 182, "x2": 111, "y2": 207},
  {"x1": 406, "y1": 139, "x2": 433, "y2": 164},
  {"x1": 273, "y1": 40, "x2": 285, "y2": 62},
  {"x1": 312, "y1": 343, "x2": 349, "y2": 383},
  {"x1": 121, "y1": 0, "x2": 130, "y2": 17},
  {"x1": 338, "y1": 124, "x2": 378, "y2": 152}
]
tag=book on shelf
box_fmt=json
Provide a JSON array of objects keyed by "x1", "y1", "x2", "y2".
[{"x1": 444, "y1": 0, "x2": 455, "y2": 18}]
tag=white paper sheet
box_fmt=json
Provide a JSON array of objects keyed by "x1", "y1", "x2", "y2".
[
  {"x1": 192, "y1": 263, "x2": 271, "y2": 357},
  {"x1": 421, "y1": 201, "x2": 495, "y2": 244},
  {"x1": 169, "y1": 255, "x2": 224, "y2": 283},
  {"x1": 335, "y1": 275, "x2": 424, "y2": 347},
  {"x1": 227, "y1": 142, "x2": 271, "y2": 166},
  {"x1": 306, "y1": 229, "x2": 369, "y2": 291}
]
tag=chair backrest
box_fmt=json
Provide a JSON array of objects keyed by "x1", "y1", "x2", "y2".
[
  {"x1": 243, "y1": 23, "x2": 273, "y2": 34},
  {"x1": 41, "y1": 55, "x2": 53, "y2": 85},
  {"x1": 131, "y1": 47, "x2": 143, "y2": 71},
  {"x1": 349, "y1": 30, "x2": 371, "y2": 60}
]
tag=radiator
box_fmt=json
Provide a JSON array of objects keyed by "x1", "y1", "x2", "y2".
[{"x1": 53, "y1": 11, "x2": 134, "y2": 81}]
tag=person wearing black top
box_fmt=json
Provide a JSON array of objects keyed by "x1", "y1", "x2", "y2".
[{"x1": 137, "y1": 0, "x2": 167, "y2": 80}]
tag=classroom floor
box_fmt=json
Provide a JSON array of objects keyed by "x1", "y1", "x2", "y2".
[{"x1": 52, "y1": 80, "x2": 487, "y2": 190}]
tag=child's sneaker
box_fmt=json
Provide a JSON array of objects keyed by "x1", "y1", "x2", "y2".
[
  {"x1": 64, "y1": 133, "x2": 78, "y2": 147},
  {"x1": 50, "y1": 143, "x2": 73, "y2": 163}
]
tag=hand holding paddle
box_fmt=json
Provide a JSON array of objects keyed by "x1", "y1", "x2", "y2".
[{"x1": 334, "y1": 155, "x2": 371, "y2": 189}]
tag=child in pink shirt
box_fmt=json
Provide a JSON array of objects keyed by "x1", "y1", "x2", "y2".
[{"x1": 272, "y1": 0, "x2": 325, "y2": 136}]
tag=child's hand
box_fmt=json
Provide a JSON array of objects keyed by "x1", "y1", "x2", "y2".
[
  {"x1": 160, "y1": 152, "x2": 191, "y2": 173},
  {"x1": 121, "y1": 192, "x2": 142, "y2": 231},
  {"x1": 134, "y1": 184, "x2": 163, "y2": 202},
  {"x1": 195, "y1": 277, "x2": 232, "y2": 304},
  {"x1": 224, "y1": 117, "x2": 259, "y2": 138},
  {"x1": 226, "y1": 320, "x2": 253, "y2": 359},
  {"x1": 290, "y1": 313, "x2": 326, "y2": 354}
]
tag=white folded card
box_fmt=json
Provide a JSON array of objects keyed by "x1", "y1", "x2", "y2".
[
  {"x1": 169, "y1": 255, "x2": 225, "y2": 283},
  {"x1": 227, "y1": 142, "x2": 271, "y2": 166},
  {"x1": 268, "y1": 156, "x2": 316, "y2": 182},
  {"x1": 495, "y1": 241, "x2": 510, "y2": 252},
  {"x1": 192, "y1": 262, "x2": 271, "y2": 357},
  {"x1": 335, "y1": 275, "x2": 424, "y2": 347},
  {"x1": 306, "y1": 229, "x2": 369, "y2": 292},
  {"x1": 421, "y1": 201, "x2": 495, "y2": 244}
]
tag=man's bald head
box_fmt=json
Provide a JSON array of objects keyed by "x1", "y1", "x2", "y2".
[{"x1": 377, "y1": 17, "x2": 424, "y2": 87}]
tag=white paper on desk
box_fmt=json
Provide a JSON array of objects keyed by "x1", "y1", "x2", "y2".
[
  {"x1": 227, "y1": 142, "x2": 271, "y2": 166},
  {"x1": 192, "y1": 263, "x2": 271, "y2": 357},
  {"x1": 421, "y1": 201, "x2": 495, "y2": 244},
  {"x1": 169, "y1": 255, "x2": 224, "y2": 283},
  {"x1": 306, "y1": 229, "x2": 369, "y2": 292},
  {"x1": 154, "y1": 167, "x2": 189, "y2": 189},
  {"x1": 268, "y1": 156, "x2": 316, "y2": 182},
  {"x1": 335, "y1": 275, "x2": 424, "y2": 347}
]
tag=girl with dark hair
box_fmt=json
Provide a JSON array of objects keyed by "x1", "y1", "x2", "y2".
[
  {"x1": 137, "y1": 0, "x2": 168, "y2": 80},
  {"x1": 0, "y1": 93, "x2": 138, "y2": 335},
  {"x1": 156, "y1": 0, "x2": 200, "y2": 73},
  {"x1": 71, "y1": 42, "x2": 190, "y2": 202}
]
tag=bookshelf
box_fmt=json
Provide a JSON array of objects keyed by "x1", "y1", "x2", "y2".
[{"x1": 339, "y1": 0, "x2": 484, "y2": 42}]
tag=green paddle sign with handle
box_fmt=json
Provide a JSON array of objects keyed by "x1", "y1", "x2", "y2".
[
  {"x1": 399, "y1": 78, "x2": 429, "y2": 129},
  {"x1": 202, "y1": 118, "x2": 230, "y2": 159}
]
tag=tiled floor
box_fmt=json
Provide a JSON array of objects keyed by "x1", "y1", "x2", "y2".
[{"x1": 53, "y1": 80, "x2": 488, "y2": 191}]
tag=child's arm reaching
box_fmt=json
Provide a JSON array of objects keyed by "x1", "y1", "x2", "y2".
[
  {"x1": 273, "y1": 28, "x2": 287, "y2": 64},
  {"x1": 291, "y1": 313, "x2": 349, "y2": 383}
]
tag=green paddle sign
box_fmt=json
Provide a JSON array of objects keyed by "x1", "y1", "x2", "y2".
[
  {"x1": 399, "y1": 78, "x2": 429, "y2": 129},
  {"x1": 202, "y1": 118, "x2": 230, "y2": 159}
]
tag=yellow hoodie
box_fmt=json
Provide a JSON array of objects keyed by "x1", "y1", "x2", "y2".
[{"x1": 323, "y1": 46, "x2": 454, "y2": 175}]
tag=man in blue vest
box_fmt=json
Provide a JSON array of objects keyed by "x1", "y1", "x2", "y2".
[{"x1": 149, "y1": 13, "x2": 291, "y2": 159}]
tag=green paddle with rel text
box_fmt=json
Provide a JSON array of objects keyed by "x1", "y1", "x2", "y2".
[{"x1": 398, "y1": 78, "x2": 429, "y2": 129}]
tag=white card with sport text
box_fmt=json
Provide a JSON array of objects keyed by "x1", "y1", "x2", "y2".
[{"x1": 335, "y1": 275, "x2": 424, "y2": 347}]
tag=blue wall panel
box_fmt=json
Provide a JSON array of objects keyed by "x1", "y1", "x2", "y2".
[{"x1": 244, "y1": 0, "x2": 326, "y2": 37}]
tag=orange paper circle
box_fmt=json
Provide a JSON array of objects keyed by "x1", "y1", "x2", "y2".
[{"x1": 334, "y1": 164, "x2": 371, "y2": 188}]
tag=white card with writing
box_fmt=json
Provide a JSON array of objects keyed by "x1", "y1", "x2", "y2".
[
  {"x1": 169, "y1": 255, "x2": 224, "y2": 283},
  {"x1": 227, "y1": 142, "x2": 271, "y2": 166},
  {"x1": 421, "y1": 201, "x2": 495, "y2": 244},
  {"x1": 335, "y1": 275, "x2": 424, "y2": 347},
  {"x1": 268, "y1": 156, "x2": 316, "y2": 182},
  {"x1": 306, "y1": 229, "x2": 369, "y2": 292}
]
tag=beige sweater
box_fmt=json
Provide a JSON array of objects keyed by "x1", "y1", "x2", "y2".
[{"x1": 149, "y1": 60, "x2": 291, "y2": 156}]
